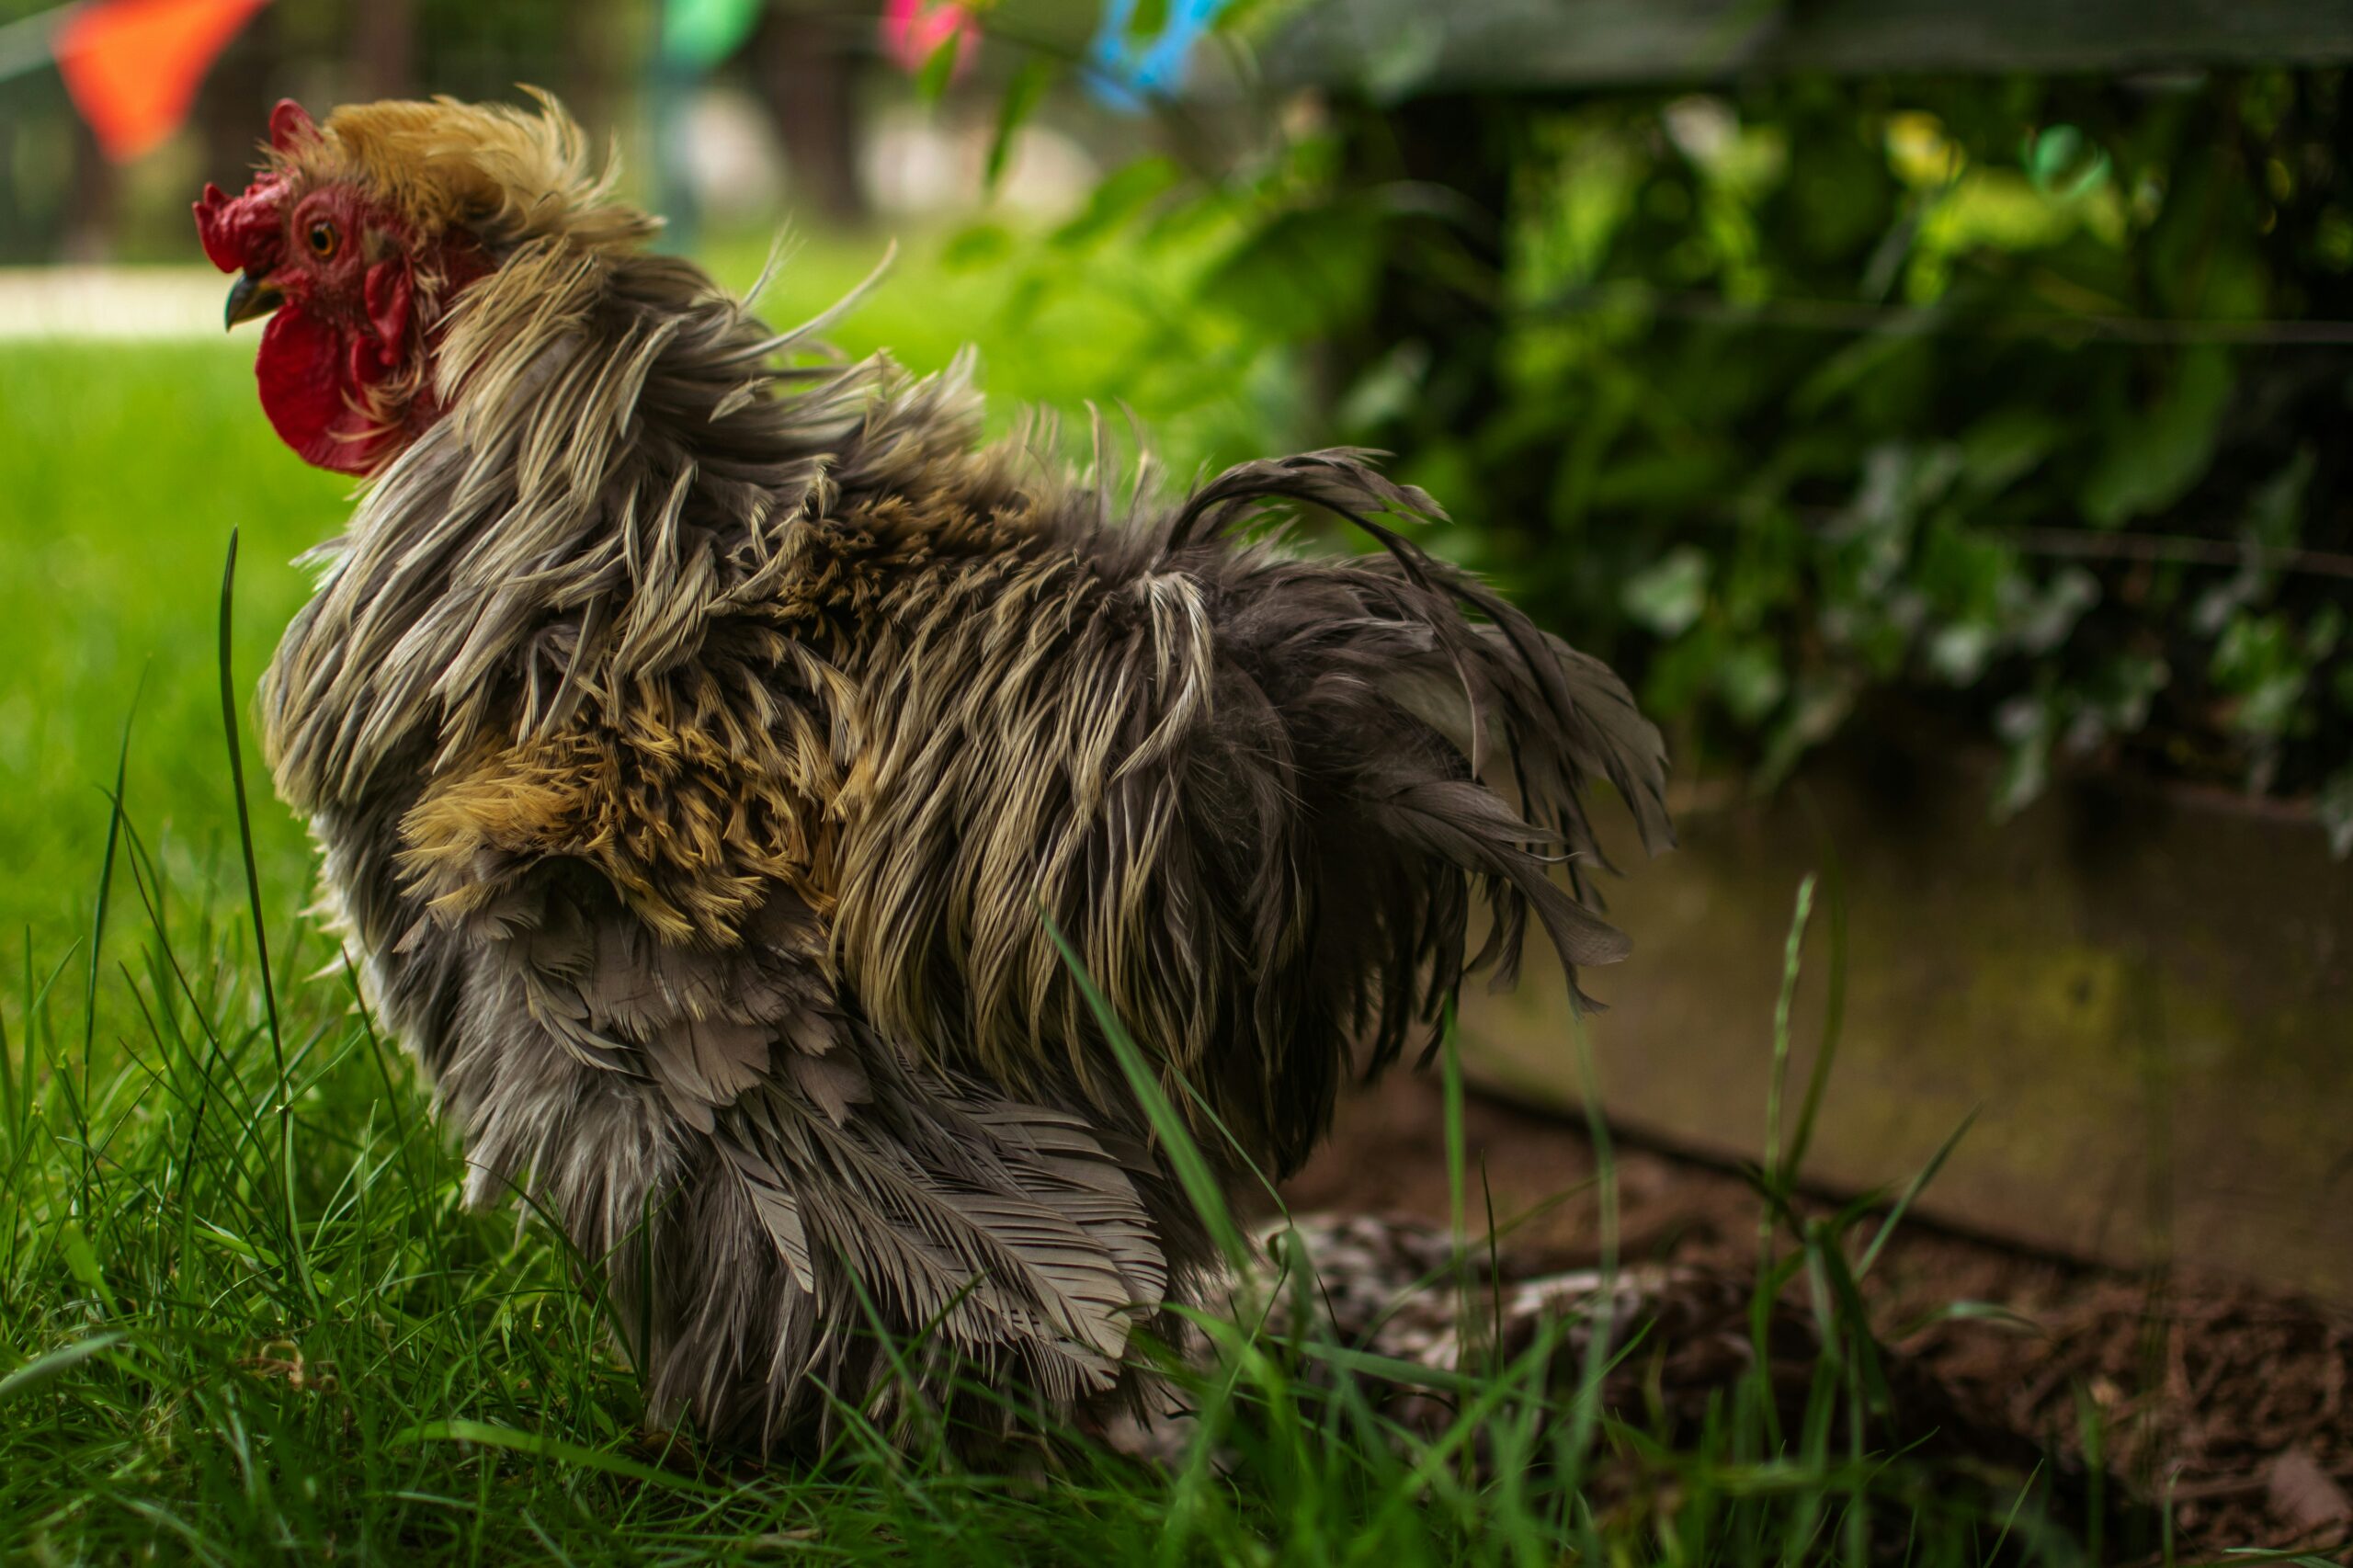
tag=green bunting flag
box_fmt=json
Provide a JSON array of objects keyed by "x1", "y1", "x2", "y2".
[{"x1": 661, "y1": 0, "x2": 763, "y2": 70}]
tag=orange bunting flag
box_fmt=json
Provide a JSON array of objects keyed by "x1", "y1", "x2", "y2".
[{"x1": 57, "y1": 0, "x2": 271, "y2": 162}]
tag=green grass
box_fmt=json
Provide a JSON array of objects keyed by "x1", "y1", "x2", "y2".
[
  {"x1": 0, "y1": 809, "x2": 2096, "y2": 1564},
  {"x1": 0, "y1": 233, "x2": 2126, "y2": 1563}
]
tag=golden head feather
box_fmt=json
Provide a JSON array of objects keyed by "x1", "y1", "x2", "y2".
[{"x1": 287, "y1": 89, "x2": 659, "y2": 256}]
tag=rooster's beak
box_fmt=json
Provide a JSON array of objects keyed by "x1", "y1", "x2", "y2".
[{"x1": 223, "y1": 273, "x2": 283, "y2": 330}]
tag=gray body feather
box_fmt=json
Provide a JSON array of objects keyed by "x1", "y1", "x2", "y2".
[{"x1": 261, "y1": 226, "x2": 1668, "y2": 1449}]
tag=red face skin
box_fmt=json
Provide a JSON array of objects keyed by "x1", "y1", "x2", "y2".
[{"x1": 194, "y1": 101, "x2": 490, "y2": 476}]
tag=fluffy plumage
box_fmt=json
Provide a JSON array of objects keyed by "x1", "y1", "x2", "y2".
[{"x1": 218, "y1": 94, "x2": 1671, "y2": 1449}]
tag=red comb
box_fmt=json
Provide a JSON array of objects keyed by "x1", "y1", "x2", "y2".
[
  {"x1": 193, "y1": 170, "x2": 285, "y2": 275},
  {"x1": 269, "y1": 97, "x2": 315, "y2": 152},
  {"x1": 191, "y1": 97, "x2": 314, "y2": 273}
]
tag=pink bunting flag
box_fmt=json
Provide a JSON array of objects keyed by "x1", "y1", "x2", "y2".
[{"x1": 881, "y1": 0, "x2": 978, "y2": 78}]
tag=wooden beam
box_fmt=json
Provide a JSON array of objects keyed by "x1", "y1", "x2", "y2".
[
  {"x1": 1271, "y1": 0, "x2": 2353, "y2": 96},
  {"x1": 1449, "y1": 733, "x2": 2353, "y2": 1303}
]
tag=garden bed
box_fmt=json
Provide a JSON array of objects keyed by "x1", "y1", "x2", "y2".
[{"x1": 1283, "y1": 1071, "x2": 2353, "y2": 1554}]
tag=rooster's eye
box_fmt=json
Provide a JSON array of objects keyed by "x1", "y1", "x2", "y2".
[{"x1": 306, "y1": 220, "x2": 339, "y2": 259}]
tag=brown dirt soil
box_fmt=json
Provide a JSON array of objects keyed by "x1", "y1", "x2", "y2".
[{"x1": 1278, "y1": 1073, "x2": 2353, "y2": 1557}]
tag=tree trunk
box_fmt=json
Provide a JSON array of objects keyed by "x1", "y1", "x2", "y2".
[
  {"x1": 754, "y1": 9, "x2": 867, "y2": 223},
  {"x1": 1338, "y1": 93, "x2": 1515, "y2": 451},
  {"x1": 349, "y1": 0, "x2": 417, "y2": 100}
]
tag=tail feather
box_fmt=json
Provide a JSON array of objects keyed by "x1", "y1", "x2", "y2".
[
  {"x1": 832, "y1": 441, "x2": 1669, "y2": 1183},
  {"x1": 1165, "y1": 448, "x2": 1670, "y2": 1071}
]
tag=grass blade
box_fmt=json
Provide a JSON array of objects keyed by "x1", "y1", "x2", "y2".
[
  {"x1": 1782, "y1": 846, "x2": 1847, "y2": 1182},
  {"x1": 0, "y1": 1331, "x2": 126, "y2": 1406},
  {"x1": 1762, "y1": 873, "x2": 1817, "y2": 1256},
  {"x1": 392, "y1": 1420, "x2": 727, "y2": 1496},
  {"x1": 218, "y1": 529, "x2": 311, "y2": 1305},
  {"x1": 1041, "y1": 909, "x2": 1246, "y2": 1269},
  {"x1": 1858, "y1": 1106, "x2": 1981, "y2": 1278},
  {"x1": 74, "y1": 672, "x2": 144, "y2": 1210}
]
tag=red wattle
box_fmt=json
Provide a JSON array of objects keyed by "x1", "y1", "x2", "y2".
[
  {"x1": 363, "y1": 258, "x2": 414, "y2": 369},
  {"x1": 256, "y1": 307, "x2": 396, "y2": 476}
]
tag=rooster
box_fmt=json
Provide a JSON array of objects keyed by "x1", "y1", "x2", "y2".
[{"x1": 196, "y1": 94, "x2": 1670, "y2": 1449}]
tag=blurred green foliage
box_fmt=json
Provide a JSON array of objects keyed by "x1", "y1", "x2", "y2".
[
  {"x1": 976, "y1": 62, "x2": 2353, "y2": 850},
  {"x1": 0, "y1": 0, "x2": 648, "y2": 261},
  {"x1": 1471, "y1": 75, "x2": 2350, "y2": 842}
]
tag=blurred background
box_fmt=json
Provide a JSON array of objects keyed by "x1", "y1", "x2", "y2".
[{"x1": 3, "y1": 0, "x2": 2350, "y2": 1324}]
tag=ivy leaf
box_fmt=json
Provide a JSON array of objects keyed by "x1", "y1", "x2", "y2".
[
  {"x1": 1362, "y1": 14, "x2": 1446, "y2": 105},
  {"x1": 983, "y1": 57, "x2": 1055, "y2": 196},
  {"x1": 2089, "y1": 653, "x2": 2169, "y2": 736},
  {"x1": 1758, "y1": 673, "x2": 1860, "y2": 791},
  {"x1": 1992, "y1": 693, "x2": 2053, "y2": 819},
  {"x1": 1715, "y1": 641, "x2": 1787, "y2": 724},
  {"x1": 1620, "y1": 545, "x2": 1710, "y2": 638},
  {"x1": 2078, "y1": 347, "x2": 2234, "y2": 528},
  {"x1": 2319, "y1": 769, "x2": 2353, "y2": 859},
  {"x1": 1956, "y1": 407, "x2": 2062, "y2": 497},
  {"x1": 2211, "y1": 612, "x2": 2307, "y2": 740},
  {"x1": 2020, "y1": 124, "x2": 2111, "y2": 201},
  {"x1": 2304, "y1": 604, "x2": 2343, "y2": 663},
  {"x1": 1335, "y1": 341, "x2": 1429, "y2": 435},
  {"x1": 2011, "y1": 567, "x2": 2099, "y2": 656},
  {"x1": 1927, "y1": 620, "x2": 1995, "y2": 685},
  {"x1": 2247, "y1": 447, "x2": 2316, "y2": 546}
]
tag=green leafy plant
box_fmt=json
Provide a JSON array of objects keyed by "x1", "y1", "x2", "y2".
[{"x1": 953, "y1": 48, "x2": 2353, "y2": 846}]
